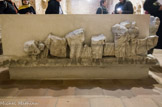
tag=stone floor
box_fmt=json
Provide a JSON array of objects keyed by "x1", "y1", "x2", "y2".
[
  {"x1": 153, "y1": 49, "x2": 162, "y2": 66},
  {"x1": 0, "y1": 49, "x2": 162, "y2": 107},
  {"x1": 149, "y1": 49, "x2": 162, "y2": 84}
]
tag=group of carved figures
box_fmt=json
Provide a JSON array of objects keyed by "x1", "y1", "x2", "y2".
[{"x1": 24, "y1": 16, "x2": 160, "y2": 59}]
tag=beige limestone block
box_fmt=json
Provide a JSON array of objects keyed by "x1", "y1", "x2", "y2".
[
  {"x1": 112, "y1": 24, "x2": 128, "y2": 38},
  {"x1": 45, "y1": 34, "x2": 67, "y2": 57},
  {"x1": 24, "y1": 40, "x2": 41, "y2": 56},
  {"x1": 136, "y1": 38, "x2": 147, "y2": 56},
  {"x1": 39, "y1": 47, "x2": 49, "y2": 59},
  {"x1": 126, "y1": 27, "x2": 139, "y2": 57},
  {"x1": 103, "y1": 43, "x2": 115, "y2": 56},
  {"x1": 112, "y1": 21, "x2": 143, "y2": 57},
  {"x1": 1, "y1": 15, "x2": 150, "y2": 56},
  {"x1": 120, "y1": 20, "x2": 132, "y2": 29},
  {"x1": 147, "y1": 54, "x2": 159, "y2": 65},
  {"x1": 135, "y1": 35, "x2": 158, "y2": 56},
  {"x1": 147, "y1": 35, "x2": 159, "y2": 50},
  {"x1": 65, "y1": 28, "x2": 85, "y2": 59},
  {"x1": 112, "y1": 24, "x2": 129, "y2": 58},
  {"x1": 81, "y1": 45, "x2": 92, "y2": 59},
  {"x1": 91, "y1": 34, "x2": 106, "y2": 59},
  {"x1": 149, "y1": 16, "x2": 160, "y2": 36},
  {"x1": 127, "y1": 21, "x2": 139, "y2": 57},
  {"x1": 125, "y1": 41, "x2": 131, "y2": 57},
  {"x1": 129, "y1": 39, "x2": 138, "y2": 56},
  {"x1": 38, "y1": 42, "x2": 45, "y2": 51},
  {"x1": 128, "y1": 27, "x2": 139, "y2": 39},
  {"x1": 131, "y1": 21, "x2": 136, "y2": 28},
  {"x1": 127, "y1": 28, "x2": 139, "y2": 57},
  {"x1": 44, "y1": 36, "x2": 50, "y2": 49},
  {"x1": 115, "y1": 43, "x2": 127, "y2": 58}
]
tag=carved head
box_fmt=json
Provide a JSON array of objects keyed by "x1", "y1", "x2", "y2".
[
  {"x1": 119, "y1": 0, "x2": 126, "y2": 3},
  {"x1": 100, "y1": 0, "x2": 107, "y2": 7},
  {"x1": 22, "y1": 0, "x2": 30, "y2": 5},
  {"x1": 56, "y1": 0, "x2": 61, "y2": 2}
]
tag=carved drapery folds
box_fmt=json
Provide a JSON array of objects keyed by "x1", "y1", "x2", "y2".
[
  {"x1": 65, "y1": 28, "x2": 85, "y2": 59},
  {"x1": 45, "y1": 34, "x2": 67, "y2": 57},
  {"x1": 112, "y1": 20, "x2": 158, "y2": 58},
  {"x1": 91, "y1": 34, "x2": 106, "y2": 59},
  {"x1": 149, "y1": 16, "x2": 160, "y2": 36},
  {"x1": 24, "y1": 19, "x2": 159, "y2": 59}
]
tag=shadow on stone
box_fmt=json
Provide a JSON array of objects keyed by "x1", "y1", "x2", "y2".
[{"x1": 0, "y1": 69, "x2": 160, "y2": 97}]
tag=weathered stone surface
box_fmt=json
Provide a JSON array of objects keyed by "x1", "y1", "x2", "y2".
[
  {"x1": 3, "y1": 55, "x2": 157, "y2": 80},
  {"x1": 65, "y1": 28, "x2": 85, "y2": 59},
  {"x1": 44, "y1": 34, "x2": 51, "y2": 49},
  {"x1": 39, "y1": 47, "x2": 49, "y2": 59},
  {"x1": 111, "y1": 20, "x2": 158, "y2": 57},
  {"x1": 38, "y1": 42, "x2": 45, "y2": 51},
  {"x1": 112, "y1": 24, "x2": 129, "y2": 58},
  {"x1": 1, "y1": 16, "x2": 159, "y2": 80},
  {"x1": 91, "y1": 34, "x2": 106, "y2": 59},
  {"x1": 112, "y1": 24, "x2": 128, "y2": 38},
  {"x1": 0, "y1": 55, "x2": 157, "y2": 67},
  {"x1": 127, "y1": 25, "x2": 139, "y2": 57},
  {"x1": 131, "y1": 21, "x2": 136, "y2": 29},
  {"x1": 149, "y1": 16, "x2": 160, "y2": 36},
  {"x1": 129, "y1": 39, "x2": 138, "y2": 56},
  {"x1": 128, "y1": 27, "x2": 139, "y2": 39},
  {"x1": 136, "y1": 38, "x2": 147, "y2": 56},
  {"x1": 45, "y1": 34, "x2": 67, "y2": 57},
  {"x1": 103, "y1": 43, "x2": 115, "y2": 56},
  {"x1": 136, "y1": 36, "x2": 158, "y2": 56},
  {"x1": 21, "y1": 20, "x2": 159, "y2": 60},
  {"x1": 120, "y1": 21, "x2": 131, "y2": 29},
  {"x1": 81, "y1": 45, "x2": 92, "y2": 59},
  {"x1": 24, "y1": 40, "x2": 41, "y2": 56},
  {"x1": 125, "y1": 41, "x2": 131, "y2": 57},
  {"x1": 147, "y1": 35, "x2": 159, "y2": 50},
  {"x1": 147, "y1": 54, "x2": 159, "y2": 64},
  {"x1": 1, "y1": 15, "x2": 151, "y2": 57}
]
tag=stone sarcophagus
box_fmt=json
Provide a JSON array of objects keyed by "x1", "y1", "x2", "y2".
[{"x1": 0, "y1": 15, "x2": 160, "y2": 80}]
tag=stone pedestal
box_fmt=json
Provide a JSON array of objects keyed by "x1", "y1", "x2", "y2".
[
  {"x1": 0, "y1": 15, "x2": 158, "y2": 80},
  {"x1": 10, "y1": 65, "x2": 149, "y2": 80},
  {"x1": 6, "y1": 57, "x2": 158, "y2": 80}
]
